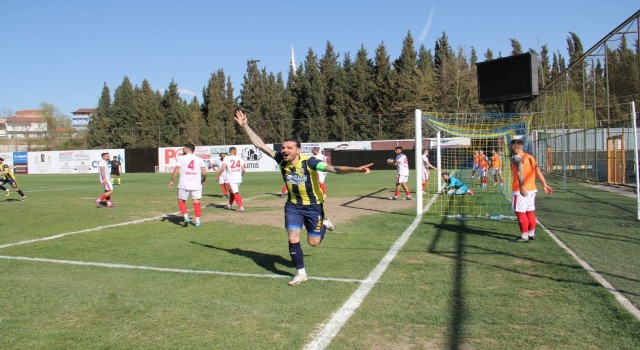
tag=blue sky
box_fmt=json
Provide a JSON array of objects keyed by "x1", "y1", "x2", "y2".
[{"x1": 1, "y1": 1, "x2": 637, "y2": 117}]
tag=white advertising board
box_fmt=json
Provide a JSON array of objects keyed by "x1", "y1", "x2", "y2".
[{"x1": 27, "y1": 149, "x2": 125, "y2": 175}]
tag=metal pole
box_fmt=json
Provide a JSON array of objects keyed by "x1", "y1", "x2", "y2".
[
  {"x1": 414, "y1": 109, "x2": 423, "y2": 216},
  {"x1": 631, "y1": 101, "x2": 639, "y2": 221},
  {"x1": 437, "y1": 131, "x2": 442, "y2": 192}
]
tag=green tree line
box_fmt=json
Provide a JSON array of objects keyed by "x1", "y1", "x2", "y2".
[{"x1": 85, "y1": 31, "x2": 639, "y2": 148}]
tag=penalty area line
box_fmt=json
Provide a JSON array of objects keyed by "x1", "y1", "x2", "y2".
[
  {"x1": 0, "y1": 193, "x2": 275, "y2": 250},
  {"x1": 0, "y1": 255, "x2": 363, "y2": 283},
  {"x1": 304, "y1": 193, "x2": 438, "y2": 350}
]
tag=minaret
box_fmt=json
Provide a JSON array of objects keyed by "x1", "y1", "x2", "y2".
[{"x1": 290, "y1": 46, "x2": 296, "y2": 76}]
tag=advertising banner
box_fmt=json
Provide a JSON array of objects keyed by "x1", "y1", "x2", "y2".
[
  {"x1": 27, "y1": 149, "x2": 125, "y2": 175},
  {"x1": 12, "y1": 152, "x2": 28, "y2": 174},
  {"x1": 158, "y1": 144, "x2": 279, "y2": 173}
]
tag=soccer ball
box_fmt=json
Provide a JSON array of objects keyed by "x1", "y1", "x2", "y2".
[{"x1": 386, "y1": 158, "x2": 395, "y2": 165}]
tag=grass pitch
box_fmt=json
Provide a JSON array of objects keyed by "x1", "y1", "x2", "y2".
[{"x1": 0, "y1": 171, "x2": 638, "y2": 349}]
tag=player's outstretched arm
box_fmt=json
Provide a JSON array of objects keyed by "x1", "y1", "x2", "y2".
[
  {"x1": 325, "y1": 163, "x2": 373, "y2": 175},
  {"x1": 234, "y1": 110, "x2": 274, "y2": 158}
]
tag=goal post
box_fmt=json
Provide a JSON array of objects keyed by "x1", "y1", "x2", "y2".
[{"x1": 416, "y1": 109, "x2": 533, "y2": 219}]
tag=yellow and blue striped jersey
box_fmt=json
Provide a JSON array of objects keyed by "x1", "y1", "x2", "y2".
[
  {"x1": 273, "y1": 152, "x2": 326, "y2": 205},
  {"x1": 1, "y1": 162, "x2": 16, "y2": 181}
]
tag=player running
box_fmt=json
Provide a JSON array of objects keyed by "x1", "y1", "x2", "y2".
[
  {"x1": 0, "y1": 157, "x2": 26, "y2": 201},
  {"x1": 234, "y1": 109, "x2": 373, "y2": 286}
]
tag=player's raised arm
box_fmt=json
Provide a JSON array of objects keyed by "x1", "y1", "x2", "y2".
[{"x1": 234, "y1": 110, "x2": 274, "y2": 158}]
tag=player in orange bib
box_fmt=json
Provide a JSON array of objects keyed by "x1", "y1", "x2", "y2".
[
  {"x1": 471, "y1": 150, "x2": 480, "y2": 179},
  {"x1": 490, "y1": 150, "x2": 504, "y2": 186},
  {"x1": 510, "y1": 139, "x2": 553, "y2": 242},
  {"x1": 478, "y1": 151, "x2": 489, "y2": 188}
]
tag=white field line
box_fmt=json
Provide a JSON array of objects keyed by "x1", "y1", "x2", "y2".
[
  {"x1": 0, "y1": 194, "x2": 273, "y2": 250},
  {"x1": 538, "y1": 221, "x2": 640, "y2": 320},
  {"x1": 304, "y1": 193, "x2": 439, "y2": 350},
  {"x1": 0, "y1": 255, "x2": 363, "y2": 283}
]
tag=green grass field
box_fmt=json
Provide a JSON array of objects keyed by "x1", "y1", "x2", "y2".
[{"x1": 1, "y1": 170, "x2": 639, "y2": 349}]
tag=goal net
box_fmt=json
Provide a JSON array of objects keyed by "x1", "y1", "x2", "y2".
[{"x1": 418, "y1": 111, "x2": 532, "y2": 219}]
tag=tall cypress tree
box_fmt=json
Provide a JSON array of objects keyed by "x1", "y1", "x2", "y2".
[
  {"x1": 344, "y1": 46, "x2": 375, "y2": 140},
  {"x1": 111, "y1": 76, "x2": 136, "y2": 147},
  {"x1": 291, "y1": 48, "x2": 326, "y2": 142},
  {"x1": 319, "y1": 41, "x2": 346, "y2": 141},
  {"x1": 87, "y1": 83, "x2": 112, "y2": 148},
  {"x1": 201, "y1": 70, "x2": 227, "y2": 145},
  {"x1": 161, "y1": 80, "x2": 188, "y2": 146},
  {"x1": 134, "y1": 79, "x2": 163, "y2": 148}
]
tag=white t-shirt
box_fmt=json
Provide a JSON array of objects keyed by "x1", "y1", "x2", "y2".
[
  {"x1": 211, "y1": 158, "x2": 223, "y2": 171},
  {"x1": 222, "y1": 155, "x2": 244, "y2": 184},
  {"x1": 98, "y1": 159, "x2": 109, "y2": 183},
  {"x1": 395, "y1": 153, "x2": 409, "y2": 176},
  {"x1": 177, "y1": 153, "x2": 205, "y2": 190},
  {"x1": 422, "y1": 155, "x2": 430, "y2": 171}
]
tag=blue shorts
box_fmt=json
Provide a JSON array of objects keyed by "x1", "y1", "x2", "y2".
[
  {"x1": 0, "y1": 178, "x2": 17, "y2": 187},
  {"x1": 284, "y1": 202, "x2": 326, "y2": 238}
]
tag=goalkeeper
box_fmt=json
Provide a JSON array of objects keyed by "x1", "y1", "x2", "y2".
[{"x1": 441, "y1": 172, "x2": 474, "y2": 196}]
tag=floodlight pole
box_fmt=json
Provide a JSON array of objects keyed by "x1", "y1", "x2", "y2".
[{"x1": 631, "y1": 101, "x2": 639, "y2": 221}]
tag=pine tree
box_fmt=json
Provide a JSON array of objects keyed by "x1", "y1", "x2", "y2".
[
  {"x1": 201, "y1": 70, "x2": 227, "y2": 145},
  {"x1": 291, "y1": 48, "x2": 326, "y2": 142},
  {"x1": 510, "y1": 38, "x2": 523, "y2": 55}
]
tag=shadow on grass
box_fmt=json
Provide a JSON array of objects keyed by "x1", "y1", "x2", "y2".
[
  {"x1": 160, "y1": 214, "x2": 188, "y2": 227},
  {"x1": 190, "y1": 241, "x2": 294, "y2": 276},
  {"x1": 428, "y1": 192, "x2": 640, "y2": 348},
  {"x1": 340, "y1": 188, "x2": 415, "y2": 216},
  {"x1": 427, "y1": 193, "x2": 468, "y2": 350}
]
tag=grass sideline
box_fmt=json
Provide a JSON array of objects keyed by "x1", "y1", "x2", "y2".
[{"x1": 0, "y1": 171, "x2": 638, "y2": 349}]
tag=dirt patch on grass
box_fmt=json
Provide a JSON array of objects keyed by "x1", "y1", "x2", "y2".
[{"x1": 195, "y1": 194, "x2": 415, "y2": 229}]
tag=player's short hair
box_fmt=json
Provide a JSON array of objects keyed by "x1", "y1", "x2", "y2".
[
  {"x1": 511, "y1": 139, "x2": 525, "y2": 146},
  {"x1": 283, "y1": 138, "x2": 301, "y2": 149},
  {"x1": 312, "y1": 146, "x2": 320, "y2": 151},
  {"x1": 228, "y1": 147, "x2": 236, "y2": 153},
  {"x1": 101, "y1": 152, "x2": 109, "y2": 158},
  {"x1": 395, "y1": 146, "x2": 403, "y2": 151},
  {"x1": 442, "y1": 171, "x2": 450, "y2": 176},
  {"x1": 0, "y1": 157, "x2": 3, "y2": 161},
  {"x1": 184, "y1": 143, "x2": 195, "y2": 152},
  {"x1": 112, "y1": 156, "x2": 117, "y2": 159}
]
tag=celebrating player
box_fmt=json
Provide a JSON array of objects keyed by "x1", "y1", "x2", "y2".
[
  {"x1": 0, "y1": 157, "x2": 26, "y2": 201},
  {"x1": 510, "y1": 139, "x2": 553, "y2": 242},
  {"x1": 234, "y1": 109, "x2": 373, "y2": 286},
  {"x1": 169, "y1": 143, "x2": 207, "y2": 227}
]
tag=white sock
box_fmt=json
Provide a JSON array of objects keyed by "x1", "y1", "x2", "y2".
[
  {"x1": 528, "y1": 230, "x2": 535, "y2": 237},
  {"x1": 521, "y1": 233, "x2": 529, "y2": 239},
  {"x1": 298, "y1": 268, "x2": 307, "y2": 276},
  {"x1": 195, "y1": 218, "x2": 200, "y2": 223},
  {"x1": 184, "y1": 214, "x2": 189, "y2": 220}
]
